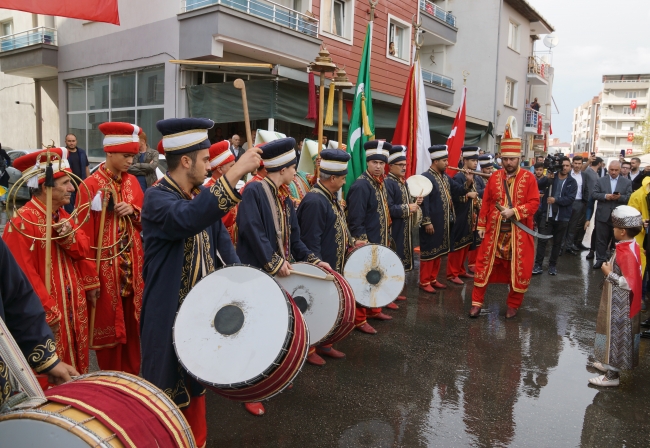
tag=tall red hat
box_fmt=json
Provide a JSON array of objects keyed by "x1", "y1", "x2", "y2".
[
  {"x1": 157, "y1": 140, "x2": 165, "y2": 155},
  {"x1": 209, "y1": 141, "x2": 234, "y2": 169},
  {"x1": 99, "y1": 122, "x2": 141, "y2": 154},
  {"x1": 13, "y1": 148, "x2": 71, "y2": 187}
]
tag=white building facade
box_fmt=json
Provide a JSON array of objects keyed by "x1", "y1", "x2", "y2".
[{"x1": 570, "y1": 95, "x2": 600, "y2": 154}]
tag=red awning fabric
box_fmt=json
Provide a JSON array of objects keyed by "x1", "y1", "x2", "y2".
[{"x1": 0, "y1": 0, "x2": 119, "y2": 25}]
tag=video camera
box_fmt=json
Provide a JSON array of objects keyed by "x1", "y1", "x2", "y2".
[{"x1": 544, "y1": 153, "x2": 564, "y2": 174}]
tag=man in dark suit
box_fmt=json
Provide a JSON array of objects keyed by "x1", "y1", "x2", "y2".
[
  {"x1": 564, "y1": 155, "x2": 590, "y2": 254},
  {"x1": 229, "y1": 134, "x2": 244, "y2": 161},
  {"x1": 582, "y1": 156, "x2": 601, "y2": 259},
  {"x1": 591, "y1": 160, "x2": 633, "y2": 268}
]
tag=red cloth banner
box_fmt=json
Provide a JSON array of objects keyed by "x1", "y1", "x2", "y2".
[
  {"x1": 628, "y1": 132, "x2": 634, "y2": 142},
  {"x1": 0, "y1": 0, "x2": 120, "y2": 25},
  {"x1": 626, "y1": 148, "x2": 633, "y2": 155},
  {"x1": 631, "y1": 99, "x2": 637, "y2": 109},
  {"x1": 446, "y1": 86, "x2": 467, "y2": 169},
  {"x1": 537, "y1": 114, "x2": 543, "y2": 135},
  {"x1": 392, "y1": 64, "x2": 418, "y2": 177}
]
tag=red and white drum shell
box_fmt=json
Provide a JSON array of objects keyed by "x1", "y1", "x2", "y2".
[
  {"x1": 173, "y1": 265, "x2": 309, "y2": 403},
  {"x1": 276, "y1": 263, "x2": 356, "y2": 347},
  {"x1": 344, "y1": 244, "x2": 406, "y2": 309}
]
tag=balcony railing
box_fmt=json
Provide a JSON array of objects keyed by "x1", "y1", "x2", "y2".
[
  {"x1": 421, "y1": 69, "x2": 453, "y2": 90},
  {"x1": 419, "y1": 0, "x2": 457, "y2": 27},
  {"x1": 525, "y1": 109, "x2": 544, "y2": 130},
  {"x1": 0, "y1": 27, "x2": 57, "y2": 53},
  {"x1": 528, "y1": 56, "x2": 547, "y2": 79},
  {"x1": 181, "y1": 0, "x2": 319, "y2": 37}
]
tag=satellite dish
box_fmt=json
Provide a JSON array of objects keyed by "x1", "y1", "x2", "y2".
[{"x1": 543, "y1": 34, "x2": 559, "y2": 49}]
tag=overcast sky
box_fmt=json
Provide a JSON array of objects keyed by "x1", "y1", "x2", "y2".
[{"x1": 526, "y1": 0, "x2": 650, "y2": 143}]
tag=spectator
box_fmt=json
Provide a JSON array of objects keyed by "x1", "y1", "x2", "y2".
[
  {"x1": 242, "y1": 129, "x2": 258, "y2": 150},
  {"x1": 590, "y1": 160, "x2": 633, "y2": 269},
  {"x1": 530, "y1": 97, "x2": 541, "y2": 112},
  {"x1": 534, "y1": 162, "x2": 550, "y2": 230},
  {"x1": 389, "y1": 42, "x2": 396, "y2": 57},
  {"x1": 0, "y1": 143, "x2": 10, "y2": 205},
  {"x1": 629, "y1": 157, "x2": 642, "y2": 182},
  {"x1": 564, "y1": 156, "x2": 589, "y2": 255},
  {"x1": 230, "y1": 134, "x2": 244, "y2": 161},
  {"x1": 127, "y1": 131, "x2": 159, "y2": 192},
  {"x1": 621, "y1": 160, "x2": 632, "y2": 179},
  {"x1": 215, "y1": 127, "x2": 224, "y2": 142},
  {"x1": 296, "y1": 139, "x2": 303, "y2": 164},
  {"x1": 322, "y1": 135, "x2": 329, "y2": 149},
  {"x1": 532, "y1": 157, "x2": 577, "y2": 275},
  {"x1": 63, "y1": 133, "x2": 90, "y2": 214},
  {"x1": 583, "y1": 156, "x2": 602, "y2": 260},
  {"x1": 530, "y1": 155, "x2": 545, "y2": 174}
]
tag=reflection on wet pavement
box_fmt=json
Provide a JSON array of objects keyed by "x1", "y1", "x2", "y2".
[{"x1": 205, "y1": 252, "x2": 650, "y2": 447}]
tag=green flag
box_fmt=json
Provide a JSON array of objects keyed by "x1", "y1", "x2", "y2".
[{"x1": 344, "y1": 22, "x2": 374, "y2": 197}]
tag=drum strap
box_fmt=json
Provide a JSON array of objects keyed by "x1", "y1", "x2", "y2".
[{"x1": 260, "y1": 180, "x2": 286, "y2": 260}]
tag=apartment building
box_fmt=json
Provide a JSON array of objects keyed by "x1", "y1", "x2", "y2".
[
  {"x1": 570, "y1": 94, "x2": 600, "y2": 154},
  {"x1": 0, "y1": 0, "x2": 556, "y2": 161},
  {"x1": 597, "y1": 73, "x2": 649, "y2": 158}
]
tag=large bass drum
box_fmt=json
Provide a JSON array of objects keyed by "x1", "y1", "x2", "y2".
[
  {"x1": 276, "y1": 263, "x2": 356, "y2": 347},
  {"x1": 344, "y1": 244, "x2": 405, "y2": 308},
  {"x1": 0, "y1": 371, "x2": 196, "y2": 448},
  {"x1": 173, "y1": 265, "x2": 309, "y2": 402}
]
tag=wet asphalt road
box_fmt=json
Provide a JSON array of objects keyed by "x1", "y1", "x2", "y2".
[{"x1": 203, "y1": 251, "x2": 650, "y2": 448}]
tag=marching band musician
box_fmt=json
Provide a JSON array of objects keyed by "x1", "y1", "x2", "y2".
[
  {"x1": 385, "y1": 145, "x2": 421, "y2": 301},
  {"x1": 78, "y1": 122, "x2": 145, "y2": 376},
  {"x1": 204, "y1": 141, "x2": 238, "y2": 244},
  {"x1": 346, "y1": 141, "x2": 394, "y2": 334},
  {"x1": 2, "y1": 148, "x2": 100, "y2": 375},
  {"x1": 419, "y1": 145, "x2": 472, "y2": 294},
  {"x1": 140, "y1": 118, "x2": 260, "y2": 445},
  {"x1": 467, "y1": 154, "x2": 493, "y2": 272},
  {"x1": 297, "y1": 148, "x2": 353, "y2": 365},
  {"x1": 446, "y1": 147, "x2": 481, "y2": 284}
]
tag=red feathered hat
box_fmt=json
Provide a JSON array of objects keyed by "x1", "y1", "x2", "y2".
[
  {"x1": 209, "y1": 141, "x2": 234, "y2": 169},
  {"x1": 99, "y1": 122, "x2": 141, "y2": 154},
  {"x1": 13, "y1": 148, "x2": 71, "y2": 187},
  {"x1": 156, "y1": 140, "x2": 165, "y2": 155}
]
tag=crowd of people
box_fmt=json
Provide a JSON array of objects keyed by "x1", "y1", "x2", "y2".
[{"x1": 0, "y1": 117, "x2": 647, "y2": 445}]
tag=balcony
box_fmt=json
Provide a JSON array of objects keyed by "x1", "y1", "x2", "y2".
[
  {"x1": 421, "y1": 69, "x2": 454, "y2": 107},
  {"x1": 600, "y1": 111, "x2": 647, "y2": 121},
  {"x1": 178, "y1": 0, "x2": 321, "y2": 67},
  {"x1": 419, "y1": 0, "x2": 457, "y2": 45},
  {"x1": 527, "y1": 56, "x2": 548, "y2": 85},
  {"x1": 0, "y1": 27, "x2": 58, "y2": 79},
  {"x1": 524, "y1": 110, "x2": 543, "y2": 134}
]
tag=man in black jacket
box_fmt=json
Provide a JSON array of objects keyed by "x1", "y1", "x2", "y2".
[
  {"x1": 564, "y1": 156, "x2": 590, "y2": 254},
  {"x1": 532, "y1": 157, "x2": 577, "y2": 275}
]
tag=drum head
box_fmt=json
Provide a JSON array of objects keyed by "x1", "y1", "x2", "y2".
[
  {"x1": 174, "y1": 265, "x2": 291, "y2": 387},
  {"x1": 276, "y1": 263, "x2": 341, "y2": 345},
  {"x1": 0, "y1": 418, "x2": 97, "y2": 447},
  {"x1": 344, "y1": 245, "x2": 405, "y2": 308}
]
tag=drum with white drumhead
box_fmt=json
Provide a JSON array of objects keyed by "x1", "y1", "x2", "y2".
[{"x1": 344, "y1": 244, "x2": 405, "y2": 309}]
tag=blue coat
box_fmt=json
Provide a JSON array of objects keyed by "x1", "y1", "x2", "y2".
[
  {"x1": 540, "y1": 174, "x2": 578, "y2": 222},
  {"x1": 0, "y1": 238, "x2": 59, "y2": 406},
  {"x1": 297, "y1": 182, "x2": 349, "y2": 274},
  {"x1": 385, "y1": 173, "x2": 414, "y2": 271},
  {"x1": 346, "y1": 171, "x2": 390, "y2": 245},
  {"x1": 140, "y1": 175, "x2": 240, "y2": 407},
  {"x1": 419, "y1": 168, "x2": 467, "y2": 261},
  {"x1": 237, "y1": 178, "x2": 319, "y2": 274},
  {"x1": 450, "y1": 171, "x2": 477, "y2": 251}
]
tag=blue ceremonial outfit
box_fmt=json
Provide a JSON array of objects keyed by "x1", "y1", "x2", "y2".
[
  {"x1": 140, "y1": 118, "x2": 241, "y2": 413},
  {"x1": 385, "y1": 145, "x2": 414, "y2": 271},
  {"x1": 449, "y1": 147, "x2": 480, "y2": 252},
  {"x1": 297, "y1": 149, "x2": 351, "y2": 274},
  {"x1": 0, "y1": 238, "x2": 59, "y2": 406},
  {"x1": 237, "y1": 138, "x2": 320, "y2": 274}
]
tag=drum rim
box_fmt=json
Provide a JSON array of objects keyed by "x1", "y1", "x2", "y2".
[
  {"x1": 320, "y1": 269, "x2": 356, "y2": 346},
  {"x1": 174, "y1": 264, "x2": 295, "y2": 389}
]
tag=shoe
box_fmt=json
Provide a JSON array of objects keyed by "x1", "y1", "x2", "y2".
[
  {"x1": 532, "y1": 264, "x2": 543, "y2": 275},
  {"x1": 593, "y1": 261, "x2": 603, "y2": 269},
  {"x1": 591, "y1": 362, "x2": 608, "y2": 373},
  {"x1": 316, "y1": 346, "x2": 346, "y2": 359},
  {"x1": 641, "y1": 318, "x2": 650, "y2": 328},
  {"x1": 306, "y1": 352, "x2": 326, "y2": 366},
  {"x1": 506, "y1": 307, "x2": 518, "y2": 319},
  {"x1": 566, "y1": 248, "x2": 579, "y2": 256},
  {"x1": 558, "y1": 248, "x2": 564, "y2": 257},
  {"x1": 577, "y1": 244, "x2": 590, "y2": 251},
  {"x1": 467, "y1": 267, "x2": 475, "y2": 274},
  {"x1": 548, "y1": 266, "x2": 557, "y2": 275},
  {"x1": 448, "y1": 277, "x2": 464, "y2": 285},
  {"x1": 244, "y1": 402, "x2": 265, "y2": 416},
  {"x1": 386, "y1": 302, "x2": 399, "y2": 310},
  {"x1": 586, "y1": 251, "x2": 595, "y2": 260},
  {"x1": 588, "y1": 374, "x2": 619, "y2": 387},
  {"x1": 395, "y1": 295, "x2": 407, "y2": 301},
  {"x1": 431, "y1": 281, "x2": 447, "y2": 290},
  {"x1": 469, "y1": 306, "x2": 482, "y2": 318},
  {"x1": 356, "y1": 323, "x2": 377, "y2": 334},
  {"x1": 641, "y1": 330, "x2": 650, "y2": 339},
  {"x1": 419, "y1": 284, "x2": 436, "y2": 294},
  {"x1": 459, "y1": 272, "x2": 475, "y2": 278},
  {"x1": 369, "y1": 312, "x2": 393, "y2": 321}
]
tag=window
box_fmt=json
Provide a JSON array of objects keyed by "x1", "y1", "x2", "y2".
[
  {"x1": 1, "y1": 21, "x2": 12, "y2": 36},
  {"x1": 66, "y1": 65, "x2": 165, "y2": 159},
  {"x1": 321, "y1": 0, "x2": 353, "y2": 41},
  {"x1": 504, "y1": 78, "x2": 517, "y2": 107},
  {"x1": 621, "y1": 122, "x2": 634, "y2": 131},
  {"x1": 625, "y1": 91, "x2": 638, "y2": 99},
  {"x1": 387, "y1": 15, "x2": 411, "y2": 63},
  {"x1": 508, "y1": 21, "x2": 519, "y2": 52},
  {"x1": 623, "y1": 106, "x2": 636, "y2": 115}
]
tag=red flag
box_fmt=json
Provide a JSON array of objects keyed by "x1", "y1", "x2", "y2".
[
  {"x1": 446, "y1": 86, "x2": 466, "y2": 169},
  {"x1": 0, "y1": 0, "x2": 120, "y2": 25},
  {"x1": 537, "y1": 114, "x2": 543, "y2": 135},
  {"x1": 392, "y1": 64, "x2": 418, "y2": 177}
]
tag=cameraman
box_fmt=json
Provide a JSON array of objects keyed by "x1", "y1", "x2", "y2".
[{"x1": 532, "y1": 157, "x2": 577, "y2": 275}]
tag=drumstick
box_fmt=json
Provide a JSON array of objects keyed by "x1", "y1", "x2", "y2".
[
  {"x1": 289, "y1": 270, "x2": 335, "y2": 282},
  {"x1": 233, "y1": 79, "x2": 253, "y2": 149}
]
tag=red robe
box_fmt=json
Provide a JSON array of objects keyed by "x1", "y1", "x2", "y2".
[
  {"x1": 205, "y1": 175, "x2": 237, "y2": 244},
  {"x1": 2, "y1": 199, "x2": 99, "y2": 374},
  {"x1": 473, "y1": 168, "x2": 539, "y2": 293},
  {"x1": 78, "y1": 164, "x2": 144, "y2": 354}
]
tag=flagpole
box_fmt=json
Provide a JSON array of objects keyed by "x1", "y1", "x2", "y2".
[
  {"x1": 309, "y1": 47, "x2": 336, "y2": 178},
  {"x1": 333, "y1": 67, "x2": 354, "y2": 148}
]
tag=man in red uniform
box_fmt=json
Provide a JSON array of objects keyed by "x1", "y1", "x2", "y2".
[
  {"x1": 205, "y1": 141, "x2": 238, "y2": 243},
  {"x1": 3, "y1": 148, "x2": 99, "y2": 374},
  {"x1": 79, "y1": 122, "x2": 145, "y2": 374},
  {"x1": 470, "y1": 138, "x2": 540, "y2": 319}
]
